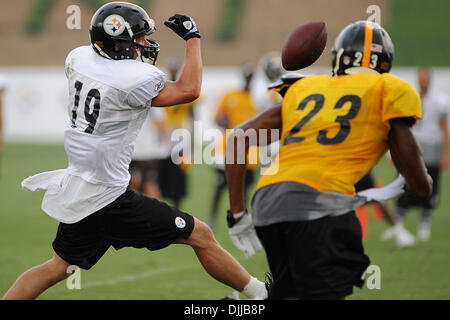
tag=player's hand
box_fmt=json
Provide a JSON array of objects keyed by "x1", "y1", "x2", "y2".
[
  {"x1": 164, "y1": 14, "x2": 201, "y2": 41},
  {"x1": 227, "y1": 210, "x2": 262, "y2": 258}
]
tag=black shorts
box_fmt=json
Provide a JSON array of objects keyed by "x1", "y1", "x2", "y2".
[
  {"x1": 397, "y1": 165, "x2": 441, "y2": 209},
  {"x1": 52, "y1": 188, "x2": 195, "y2": 270},
  {"x1": 255, "y1": 212, "x2": 370, "y2": 300},
  {"x1": 129, "y1": 159, "x2": 160, "y2": 183},
  {"x1": 158, "y1": 157, "x2": 187, "y2": 202}
]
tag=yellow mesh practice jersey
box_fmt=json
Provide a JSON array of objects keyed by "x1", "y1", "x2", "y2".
[
  {"x1": 214, "y1": 90, "x2": 259, "y2": 129},
  {"x1": 163, "y1": 97, "x2": 199, "y2": 129},
  {"x1": 257, "y1": 72, "x2": 422, "y2": 195},
  {"x1": 214, "y1": 90, "x2": 260, "y2": 169}
]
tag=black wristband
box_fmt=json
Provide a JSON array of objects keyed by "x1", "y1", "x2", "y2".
[
  {"x1": 227, "y1": 209, "x2": 247, "y2": 228},
  {"x1": 184, "y1": 32, "x2": 201, "y2": 41}
]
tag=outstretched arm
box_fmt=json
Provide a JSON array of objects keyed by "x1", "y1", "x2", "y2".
[
  {"x1": 152, "y1": 15, "x2": 202, "y2": 107},
  {"x1": 226, "y1": 105, "x2": 282, "y2": 214},
  {"x1": 388, "y1": 118, "x2": 432, "y2": 198}
]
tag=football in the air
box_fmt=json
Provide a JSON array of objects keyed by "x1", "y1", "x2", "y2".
[{"x1": 281, "y1": 21, "x2": 327, "y2": 70}]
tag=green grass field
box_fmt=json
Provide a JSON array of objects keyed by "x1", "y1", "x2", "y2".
[{"x1": 0, "y1": 143, "x2": 449, "y2": 300}]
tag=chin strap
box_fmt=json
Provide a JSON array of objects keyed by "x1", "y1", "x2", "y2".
[
  {"x1": 93, "y1": 43, "x2": 112, "y2": 60},
  {"x1": 332, "y1": 48, "x2": 344, "y2": 76}
]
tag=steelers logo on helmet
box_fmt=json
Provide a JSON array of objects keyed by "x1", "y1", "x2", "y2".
[{"x1": 103, "y1": 14, "x2": 126, "y2": 36}]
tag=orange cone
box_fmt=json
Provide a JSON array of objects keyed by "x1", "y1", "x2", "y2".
[
  {"x1": 356, "y1": 205, "x2": 368, "y2": 240},
  {"x1": 372, "y1": 204, "x2": 384, "y2": 221}
]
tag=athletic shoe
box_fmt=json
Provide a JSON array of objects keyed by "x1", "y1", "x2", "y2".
[
  {"x1": 380, "y1": 226, "x2": 397, "y2": 241},
  {"x1": 221, "y1": 290, "x2": 240, "y2": 300},
  {"x1": 417, "y1": 223, "x2": 431, "y2": 241},
  {"x1": 396, "y1": 226, "x2": 416, "y2": 248}
]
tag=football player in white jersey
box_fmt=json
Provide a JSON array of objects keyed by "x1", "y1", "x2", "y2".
[{"x1": 2, "y1": 2, "x2": 267, "y2": 300}]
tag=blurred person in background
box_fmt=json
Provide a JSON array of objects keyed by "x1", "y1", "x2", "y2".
[
  {"x1": 208, "y1": 62, "x2": 259, "y2": 231},
  {"x1": 156, "y1": 58, "x2": 199, "y2": 209},
  {"x1": 251, "y1": 52, "x2": 285, "y2": 165},
  {"x1": 354, "y1": 170, "x2": 415, "y2": 246},
  {"x1": 129, "y1": 107, "x2": 165, "y2": 199},
  {"x1": 251, "y1": 52, "x2": 284, "y2": 113},
  {"x1": 391, "y1": 67, "x2": 450, "y2": 244},
  {"x1": 0, "y1": 75, "x2": 7, "y2": 178}
]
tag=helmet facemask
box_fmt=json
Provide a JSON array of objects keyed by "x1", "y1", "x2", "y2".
[
  {"x1": 132, "y1": 36, "x2": 160, "y2": 65},
  {"x1": 125, "y1": 19, "x2": 160, "y2": 65}
]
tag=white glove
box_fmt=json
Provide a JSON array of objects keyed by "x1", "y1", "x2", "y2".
[
  {"x1": 227, "y1": 210, "x2": 262, "y2": 258},
  {"x1": 357, "y1": 174, "x2": 405, "y2": 202}
]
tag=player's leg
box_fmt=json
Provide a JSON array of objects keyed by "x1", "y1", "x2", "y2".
[
  {"x1": 140, "y1": 159, "x2": 162, "y2": 199},
  {"x1": 255, "y1": 223, "x2": 297, "y2": 299},
  {"x1": 381, "y1": 194, "x2": 416, "y2": 247},
  {"x1": 2, "y1": 252, "x2": 71, "y2": 300},
  {"x1": 108, "y1": 189, "x2": 267, "y2": 299},
  {"x1": 129, "y1": 160, "x2": 143, "y2": 192},
  {"x1": 3, "y1": 194, "x2": 123, "y2": 300},
  {"x1": 417, "y1": 165, "x2": 441, "y2": 240},
  {"x1": 175, "y1": 217, "x2": 266, "y2": 297},
  {"x1": 285, "y1": 212, "x2": 370, "y2": 300}
]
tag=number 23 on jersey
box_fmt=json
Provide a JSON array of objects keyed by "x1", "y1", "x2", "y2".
[{"x1": 283, "y1": 91, "x2": 362, "y2": 147}]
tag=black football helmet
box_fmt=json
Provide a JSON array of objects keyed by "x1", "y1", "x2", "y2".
[
  {"x1": 331, "y1": 21, "x2": 394, "y2": 76},
  {"x1": 89, "y1": 2, "x2": 160, "y2": 64},
  {"x1": 261, "y1": 52, "x2": 285, "y2": 82}
]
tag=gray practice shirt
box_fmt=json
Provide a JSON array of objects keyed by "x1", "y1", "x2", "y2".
[{"x1": 251, "y1": 181, "x2": 369, "y2": 227}]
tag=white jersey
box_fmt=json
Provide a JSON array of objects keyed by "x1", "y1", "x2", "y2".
[
  {"x1": 413, "y1": 92, "x2": 449, "y2": 146},
  {"x1": 413, "y1": 92, "x2": 449, "y2": 165},
  {"x1": 64, "y1": 46, "x2": 165, "y2": 185},
  {"x1": 132, "y1": 107, "x2": 165, "y2": 160},
  {"x1": 22, "y1": 45, "x2": 165, "y2": 223}
]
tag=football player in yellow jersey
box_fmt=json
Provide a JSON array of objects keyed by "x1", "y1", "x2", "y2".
[
  {"x1": 225, "y1": 21, "x2": 432, "y2": 299},
  {"x1": 208, "y1": 63, "x2": 260, "y2": 230}
]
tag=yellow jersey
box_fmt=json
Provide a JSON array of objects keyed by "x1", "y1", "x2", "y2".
[
  {"x1": 257, "y1": 72, "x2": 422, "y2": 195},
  {"x1": 214, "y1": 89, "x2": 260, "y2": 170},
  {"x1": 163, "y1": 98, "x2": 198, "y2": 130},
  {"x1": 214, "y1": 90, "x2": 259, "y2": 129}
]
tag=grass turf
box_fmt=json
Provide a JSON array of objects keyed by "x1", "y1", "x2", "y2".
[{"x1": 0, "y1": 143, "x2": 448, "y2": 299}]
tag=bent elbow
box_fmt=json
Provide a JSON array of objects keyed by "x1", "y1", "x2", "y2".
[
  {"x1": 179, "y1": 87, "x2": 200, "y2": 104},
  {"x1": 410, "y1": 179, "x2": 433, "y2": 198},
  {"x1": 188, "y1": 86, "x2": 201, "y2": 101},
  {"x1": 419, "y1": 183, "x2": 433, "y2": 198}
]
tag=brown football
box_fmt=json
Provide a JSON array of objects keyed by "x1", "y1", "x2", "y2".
[{"x1": 281, "y1": 21, "x2": 327, "y2": 70}]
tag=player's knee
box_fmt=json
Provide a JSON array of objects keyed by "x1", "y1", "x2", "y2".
[
  {"x1": 47, "y1": 253, "x2": 71, "y2": 280},
  {"x1": 190, "y1": 219, "x2": 218, "y2": 249}
]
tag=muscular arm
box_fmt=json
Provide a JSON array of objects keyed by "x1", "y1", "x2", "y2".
[
  {"x1": 152, "y1": 38, "x2": 202, "y2": 107},
  {"x1": 388, "y1": 118, "x2": 432, "y2": 198},
  {"x1": 226, "y1": 105, "x2": 282, "y2": 214}
]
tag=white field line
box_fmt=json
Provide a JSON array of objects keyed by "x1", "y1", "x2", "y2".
[{"x1": 52, "y1": 263, "x2": 199, "y2": 293}]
